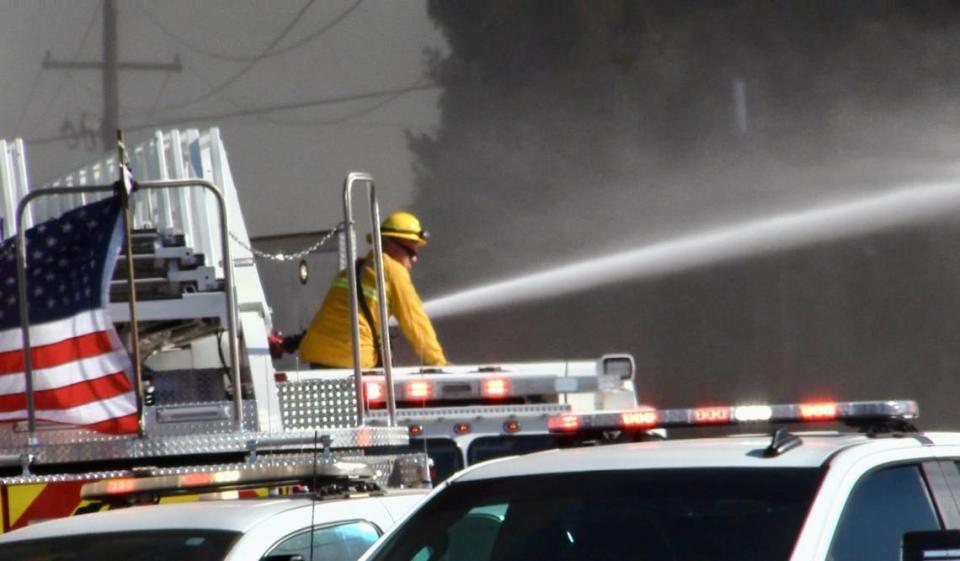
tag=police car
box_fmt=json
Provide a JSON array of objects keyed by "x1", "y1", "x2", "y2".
[
  {"x1": 0, "y1": 489, "x2": 427, "y2": 561},
  {"x1": 359, "y1": 400, "x2": 960, "y2": 561}
]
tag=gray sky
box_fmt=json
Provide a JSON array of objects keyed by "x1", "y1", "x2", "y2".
[{"x1": 0, "y1": 0, "x2": 445, "y2": 235}]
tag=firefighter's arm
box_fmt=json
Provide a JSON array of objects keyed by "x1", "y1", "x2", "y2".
[{"x1": 388, "y1": 265, "x2": 447, "y2": 366}]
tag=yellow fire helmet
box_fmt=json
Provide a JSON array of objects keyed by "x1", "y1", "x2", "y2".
[{"x1": 379, "y1": 211, "x2": 429, "y2": 247}]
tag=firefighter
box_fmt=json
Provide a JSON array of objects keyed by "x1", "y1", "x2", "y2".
[{"x1": 298, "y1": 211, "x2": 447, "y2": 368}]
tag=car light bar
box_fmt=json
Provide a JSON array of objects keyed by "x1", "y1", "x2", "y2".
[
  {"x1": 352, "y1": 363, "x2": 634, "y2": 408},
  {"x1": 547, "y1": 400, "x2": 919, "y2": 433},
  {"x1": 81, "y1": 461, "x2": 376, "y2": 501}
]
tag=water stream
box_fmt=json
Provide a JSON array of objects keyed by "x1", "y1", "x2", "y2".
[{"x1": 424, "y1": 179, "x2": 960, "y2": 319}]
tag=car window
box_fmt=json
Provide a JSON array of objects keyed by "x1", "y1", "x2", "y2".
[
  {"x1": 408, "y1": 505, "x2": 507, "y2": 561},
  {"x1": 370, "y1": 468, "x2": 824, "y2": 561},
  {"x1": 375, "y1": 438, "x2": 463, "y2": 482},
  {"x1": 829, "y1": 464, "x2": 941, "y2": 561},
  {"x1": 264, "y1": 520, "x2": 381, "y2": 561},
  {"x1": 467, "y1": 435, "x2": 565, "y2": 465}
]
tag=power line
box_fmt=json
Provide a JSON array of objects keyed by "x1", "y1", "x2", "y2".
[
  {"x1": 259, "y1": 77, "x2": 433, "y2": 128},
  {"x1": 249, "y1": 0, "x2": 363, "y2": 57},
  {"x1": 26, "y1": 81, "x2": 438, "y2": 146},
  {"x1": 145, "y1": 70, "x2": 173, "y2": 121},
  {"x1": 27, "y1": 2, "x2": 103, "y2": 138},
  {"x1": 40, "y1": 0, "x2": 183, "y2": 149},
  {"x1": 13, "y1": 2, "x2": 70, "y2": 136},
  {"x1": 147, "y1": 0, "x2": 318, "y2": 113},
  {"x1": 13, "y1": 66, "x2": 46, "y2": 137},
  {"x1": 179, "y1": 60, "x2": 429, "y2": 131},
  {"x1": 137, "y1": 0, "x2": 364, "y2": 63},
  {"x1": 144, "y1": 81, "x2": 437, "y2": 127}
]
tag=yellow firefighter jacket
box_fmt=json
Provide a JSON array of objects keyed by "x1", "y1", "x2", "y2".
[{"x1": 298, "y1": 252, "x2": 447, "y2": 368}]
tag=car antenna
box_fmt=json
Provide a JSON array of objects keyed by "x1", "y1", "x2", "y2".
[
  {"x1": 763, "y1": 427, "x2": 803, "y2": 457},
  {"x1": 309, "y1": 429, "x2": 319, "y2": 561}
]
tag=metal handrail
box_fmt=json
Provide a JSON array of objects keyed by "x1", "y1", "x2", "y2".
[
  {"x1": 342, "y1": 172, "x2": 396, "y2": 427},
  {"x1": 15, "y1": 178, "x2": 242, "y2": 443}
]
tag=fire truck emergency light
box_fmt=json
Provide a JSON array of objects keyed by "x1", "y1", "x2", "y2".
[
  {"x1": 365, "y1": 381, "x2": 385, "y2": 403},
  {"x1": 83, "y1": 462, "x2": 376, "y2": 501},
  {"x1": 406, "y1": 381, "x2": 432, "y2": 400},
  {"x1": 481, "y1": 379, "x2": 510, "y2": 398}
]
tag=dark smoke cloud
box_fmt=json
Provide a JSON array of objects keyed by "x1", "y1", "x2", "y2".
[
  {"x1": 409, "y1": 1, "x2": 960, "y2": 294},
  {"x1": 405, "y1": 1, "x2": 960, "y2": 427}
]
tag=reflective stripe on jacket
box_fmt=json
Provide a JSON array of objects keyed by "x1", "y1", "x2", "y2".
[{"x1": 298, "y1": 252, "x2": 447, "y2": 368}]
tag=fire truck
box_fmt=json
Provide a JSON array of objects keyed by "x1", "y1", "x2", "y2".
[{"x1": 0, "y1": 129, "x2": 638, "y2": 531}]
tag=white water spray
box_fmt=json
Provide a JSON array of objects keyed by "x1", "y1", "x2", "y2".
[{"x1": 424, "y1": 180, "x2": 960, "y2": 319}]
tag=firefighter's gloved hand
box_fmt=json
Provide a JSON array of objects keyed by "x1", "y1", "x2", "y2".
[
  {"x1": 283, "y1": 332, "x2": 304, "y2": 354},
  {"x1": 268, "y1": 331, "x2": 285, "y2": 359}
]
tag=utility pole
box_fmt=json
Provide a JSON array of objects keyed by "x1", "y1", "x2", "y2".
[{"x1": 43, "y1": 0, "x2": 182, "y2": 151}]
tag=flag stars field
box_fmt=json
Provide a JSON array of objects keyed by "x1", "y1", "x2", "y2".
[{"x1": 0, "y1": 196, "x2": 138, "y2": 434}]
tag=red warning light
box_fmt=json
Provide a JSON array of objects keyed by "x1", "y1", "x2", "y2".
[
  {"x1": 547, "y1": 414, "x2": 581, "y2": 432},
  {"x1": 454, "y1": 423, "x2": 471, "y2": 434},
  {"x1": 503, "y1": 420, "x2": 521, "y2": 433},
  {"x1": 364, "y1": 381, "x2": 384, "y2": 403},
  {"x1": 181, "y1": 473, "x2": 211, "y2": 487},
  {"x1": 408, "y1": 424, "x2": 424, "y2": 436},
  {"x1": 481, "y1": 379, "x2": 510, "y2": 398},
  {"x1": 406, "y1": 381, "x2": 432, "y2": 399},
  {"x1": 621, "y1": 410, "x2": 658, "y2": 428},
  {"x1": 104, "y1": 479, "x2": 136, "y2": 495},
  {"x1": 800, "y1": 402, "x2": 838, "y2": 420},
  {"x1": 694, "y1": 407, "x2": 732, "y2": 424}
]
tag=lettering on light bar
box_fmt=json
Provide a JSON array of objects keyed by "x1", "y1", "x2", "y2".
[
  {"x1": 694, "y1": 407, "x2": 732, "y2": 424},
  {"x1": 800, "y1": 402, "x2": 838, "y2": 420},
  {"x1": 105, "y1": 479, "x2": 136, "y2": 495},
  {"x1": 547, "y1": 400, "x2": 919, "y2": 433},
  {"x1": 621, "y1": 411, "x2": 658, "y2": 427}
]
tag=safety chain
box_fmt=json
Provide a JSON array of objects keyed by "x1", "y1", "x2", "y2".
[{"x1": 229, "y1": 224, "x2": 343, "y2": 262}]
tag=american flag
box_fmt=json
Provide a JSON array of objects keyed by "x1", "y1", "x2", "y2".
[{"x1": 0, "y1": 196, "x2": 137, "y2": 434}]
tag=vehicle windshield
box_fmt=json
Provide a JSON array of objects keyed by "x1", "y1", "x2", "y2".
[
  {"x1": 369, "y1": 468, "x2": 825, "y2": 561},
  {"x1": 467, "y1": 435, "x2": 568, "y2": 465},
  {"x1": 0, "y1": 529, "x2": 241, "y2": 561}
]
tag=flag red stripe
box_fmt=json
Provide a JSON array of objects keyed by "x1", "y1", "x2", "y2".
[
  {"x1": 0, "y1": 331, "x2": 114, "y2": 375},
  {"x1": 0, "y1": 372, "x2": 133, "y2": 412},
  {"x1": 85, "y1": 413, "x2": 139, "y2": 434}
]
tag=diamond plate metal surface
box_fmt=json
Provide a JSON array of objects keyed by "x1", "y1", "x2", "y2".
[
  {"x1": 0, "y1": 452, "x2": 430, "y2": 489},
  {"x1": 152, "y1": 368, "x2": 228, "y2": 404},
  {"x1": 278, "y1": 377, "x2": 359, "y2": 430},
  {"x1": 0, "y1": 423, "x2": 408, "y2": 467}
]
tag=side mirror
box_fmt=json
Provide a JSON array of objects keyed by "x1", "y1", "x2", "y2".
[{"x1": 902, "y1": 530, "x2": 960, "y2": 561}]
